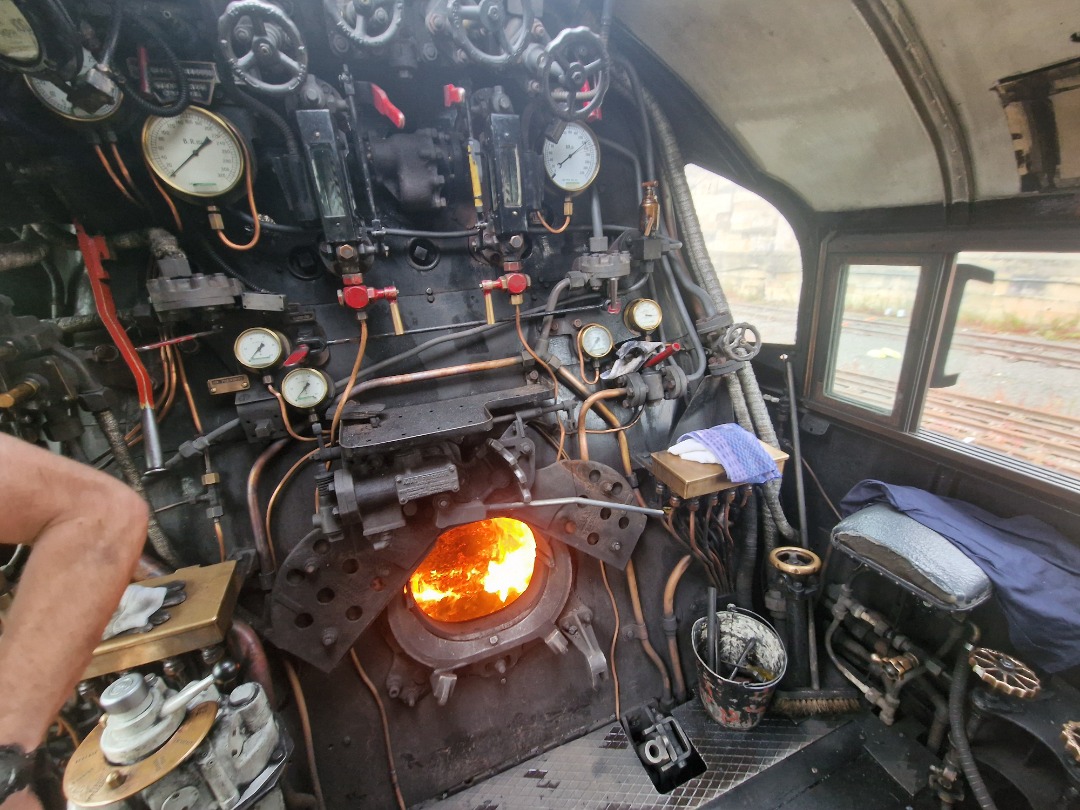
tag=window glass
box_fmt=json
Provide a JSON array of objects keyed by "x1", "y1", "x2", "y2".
[
  {"x1": 685, "y1": 164, "x2": 801, "y2": 343},
  {"x1": 920, "y1": 251, "x2": 1080, "y2": 483},
  {"x1": 826, "y1": 264, "x2": 922, "y2": 414}
]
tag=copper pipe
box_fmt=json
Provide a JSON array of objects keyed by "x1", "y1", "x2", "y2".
[
  {"x1": 230, "y1": 619, "x2": 276, "y2": 707},
  {"x1": 265, "y1": 449, "x2": 319, "y2": 570},
  {"x1": 663, "y1": 555, "x2": 693, "y2": 701},
  {"x1": 248, "y1": 439, "x2": 290, "y2": 581},
  {"x1": 556, "y1": 368, "x2": 634, "y2": 475},
  {"x1": 343, "y1": 356, "x2": 522, "y2": 403},
  {"x1": 283, "y1": 661, "x2": 326, "y2": 810},
  {"x1": 576, "y1": 387, "x2": 628, "y2": 463},
  {"x1": 626, "y1": 559, "x2": 673, "y2": 705}
]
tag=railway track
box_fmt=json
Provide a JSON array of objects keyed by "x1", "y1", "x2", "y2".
[{"x1": 831, "y1": 370, "x2": 1080, "y2": 478}]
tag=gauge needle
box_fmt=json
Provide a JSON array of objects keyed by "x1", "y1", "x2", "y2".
[
  {"x1": 558, "y1": 144, "x2": 586, "y2": 168},
  {"x1": 299, "y1": 381, "x2": 311, "y2": 396},
  {"x1": 169, "y1": 137, "x2": 213, "y2": 178},
  {"x1": 251, "y1": 342, "x2": 266, "y2": 358}
]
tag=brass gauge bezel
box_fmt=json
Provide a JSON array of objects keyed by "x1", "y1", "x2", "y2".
[
  {"x1": 579, "y1": 323, "x2": 614, "y2": 359},
  {"x1": 624, "y1": 298, "x2": 663, "y2": 334},
  {"x1": 141, "y1": 106, "x2": 246, "y2": 199},
  {"x1": 233, "y1": 327, "x2": 289, "y2": 371},
  {"x1": 280, "y1": 367, "x2": 334, "y2": 410}
]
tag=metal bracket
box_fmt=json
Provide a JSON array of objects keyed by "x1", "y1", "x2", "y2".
[{"x1": 558, "y1": 599, "x2": 607, "y2": 689}]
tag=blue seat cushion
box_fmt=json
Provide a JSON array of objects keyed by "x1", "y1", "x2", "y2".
[{"x1": 831, "y1": 504, "x2": 992, "y2": 612}]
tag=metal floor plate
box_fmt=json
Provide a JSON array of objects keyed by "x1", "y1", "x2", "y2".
[{"x1": 415, "y1": 702, "x2": 841, "y2": 810}]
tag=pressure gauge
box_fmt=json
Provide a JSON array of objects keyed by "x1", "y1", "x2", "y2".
[
  {"x1": 624, "y1": 298, "x2": 663, "y2": 334},
  {"x1": 0, "y1": 0, "x2": 39, "y2": 63},
  {"x1": 142, "y1": 107, "x2": 246, "y2": 199},
  {"x1": 280, "y1": 367, "x2": 333, "y2": 409},
  {"x1": 25, "y1": 51, "x2": 123, "y2": 121},
  {"x1": 542, "y1": 122, "x2": 600, "y2": 193},
  {"x1": 234, "y1": 327, "x2": 288, "y2": 370},
  {"x1": 579, "y1": 323, "x2": 614, "y2": 359}
]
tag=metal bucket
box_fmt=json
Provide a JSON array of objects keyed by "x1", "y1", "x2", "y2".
[{"x1": 692, "y1": 605, "x2": 787, "y2": 730}]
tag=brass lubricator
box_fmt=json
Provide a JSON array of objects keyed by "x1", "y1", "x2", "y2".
[
  {"x1": 63, "y1": 701, "x2": 217, "y2": 807},
  {"x1": 969, "y1": 647, "x2": 1041, "y2": 699}
]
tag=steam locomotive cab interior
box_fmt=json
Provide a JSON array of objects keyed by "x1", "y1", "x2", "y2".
[{"x1": 0, "y1": 1, "x2": 1078, "y2": 808}]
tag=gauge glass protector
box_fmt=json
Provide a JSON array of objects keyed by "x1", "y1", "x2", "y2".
[
  {"x1": 234, "y1": 328, "x2": 285, "y2": 370},
  {"x1": 281, "y1": 368, "x2": 331, "y2": 409},
  {"x1": 580, "y1": 324, "x2": 613, "y2": 358},
  {"x1": 543, "y1": 122, "x2": 600, "y2": 192},
  {"x1": 143, "y1": 108, "x2": 245, "y2": 198},
  {"x1": 0, "y1": 0, "x2": 38, "y2": 61}
]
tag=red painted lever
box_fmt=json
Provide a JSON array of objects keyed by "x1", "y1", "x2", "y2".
[
  {"x1": 370, "y1": 84, "x2": 405, "y2": 129},
  {"x1": 644, "y1": 342, "x2": 681, "y2": 368}
]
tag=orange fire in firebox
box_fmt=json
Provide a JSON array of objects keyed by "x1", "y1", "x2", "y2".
[{"x1": 408, "y1": 518, "x2": 537, "y2": 623}]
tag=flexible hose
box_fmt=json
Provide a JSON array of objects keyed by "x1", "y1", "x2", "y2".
[
  {"x1": 536, "y1": 277, "x2": 571, "y2": 355},
  {"x1": 949, "y1": 648, "x2": 997, "y2": 809},
  {"x1": 659, "y1": 256, "x2": 707, "y2": 381},
  {"x1": 663, "y1": 555, "x2": 693, "y2": 701},
  {"x1": 119, "y1": 16, "x2": 190, "y2": 117},
  {"x1": 224, "y1": 82, "x2": 299, "y2": 155},
  {"x1": 95, "y1": 409, "x2": 182, "y2": 566},
  {"x1": 734, "y1": 490, "x2": 758, "y2": 608}
]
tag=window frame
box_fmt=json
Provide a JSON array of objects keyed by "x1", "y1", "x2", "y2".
[{"x1": 806, "y1": 230, "x2": 1080, "y2": 502}]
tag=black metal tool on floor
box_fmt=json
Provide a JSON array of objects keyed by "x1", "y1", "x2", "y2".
[{"x1": 621, "y1": 701, "x2": 707, "y2": 793}]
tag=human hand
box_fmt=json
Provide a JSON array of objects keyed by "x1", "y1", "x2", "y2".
[{"x1": 1, "y1": 789, "x2": 42, "y2": 810}]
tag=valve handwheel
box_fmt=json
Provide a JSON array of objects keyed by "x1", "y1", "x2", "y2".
[
  {"x1": 968, "y1": 647, "x2": 1041, "y2": 699},
  {"x1": 769, "y1": 546, "x2": 821, "y2": 577},
  {"x1": 338, "y1": 0, "x2": 405, "y2": 49},
  {"x1": 721, "y1": 322, "x2": 761, "y2": 362},
  {"x1": 1062, "y1": 721, "x2": 1080, "y2": 764},
  {"x1": 218, "y1": 0, "x2": 308, "y2": 96},
  {"x1": 541, "y1": 26, "x2": 609, "y2": 121},
  {"x1": 447, "y1": 0, "x2": 534, "y2": 66}
]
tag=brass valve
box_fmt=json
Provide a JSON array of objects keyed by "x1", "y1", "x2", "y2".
[{"x1": 0, "y1": 377, "x2": 41, "y2": 409}]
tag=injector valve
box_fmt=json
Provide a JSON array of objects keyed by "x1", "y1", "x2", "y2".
[
  {"x1": 480, "y1": 271, "x2": 531, "y2": 324},
  {"x1": 338, "y1": 276, "x2": 404, "y2": 334}
]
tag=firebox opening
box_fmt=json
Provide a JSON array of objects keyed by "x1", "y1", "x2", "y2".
[{"x1": 408, "y1": 518, "x2": 538, "y2": 623}]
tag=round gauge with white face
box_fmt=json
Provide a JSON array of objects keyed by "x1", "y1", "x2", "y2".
[
  {"x1": 234, "y1": 327, "x2": 288, "y2": 370},
  {"x1": 542, "y1": 122, "x2": 600, "y2": 193},
  {"x1": 579, "y1": 323, "x2": 614, "y2": 359},
  {"x1": 142, "y1": 107, "x2": 245, "y2": 198},
  {"x1": 624, "y1": 298, "x2": 663, "y2": 334},
  {"x1": 0, "y1": 0, "x2": 39, "y2": 63},
  {"x1": 280, "y1": 368, "x2": 333, "y2": 409},
  {"x1": 25, "y1": 51, "x2": 123, "y2": 121}
]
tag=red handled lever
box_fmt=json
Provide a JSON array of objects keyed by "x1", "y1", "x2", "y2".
[
  {"x1": 368, "y1": 83, "x2": 405, "y2": 129},
  {"x1": 644, "y1": 342, "x2": 681, "y2": 368}
]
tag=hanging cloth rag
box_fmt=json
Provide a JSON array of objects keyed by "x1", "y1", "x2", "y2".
[
  {"x1": 841, "y1": 479, "x2": 1080, "y2": 673},
  {"x1": 670, "y1": 423, "x2": 782, "y2": 485}
]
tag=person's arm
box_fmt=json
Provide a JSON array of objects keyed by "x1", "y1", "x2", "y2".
[{"x1": 0, "y1": 434, "x2": 148, "y2": 809}]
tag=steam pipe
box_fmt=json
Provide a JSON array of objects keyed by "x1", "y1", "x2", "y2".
[
  {"x1": 659, "y1": 257, "x2": 707, "y2": 381},
  {"x1": 342, "y1": 356, "x2": 523, "y2": 403},
  {"x1": 0, "y1": 240, "x2": 48, "y2": 272},
  {"x1": 230, "y1": 619, "x2": 277, "y2": 707},
  {"x1": 590, "y1": 187, "x2": 604, "y2": 241},
  {"x1": 248, "y1": 439, "x2": 290, "y2": 583},
  {"x1": 536, "y1": 277, "x2": 572, "y2": 355},
  {"x1": 663, "y1": 555, "x2": 693, "y2": 702},
  {"x1": 626, "y1": 559, "x2": 674, "y2": 706},
  {"x1": 576, "y1": 388, "x2": 628, "y2": 461},
  {"x1": 734, "y1": 489, "x2": 758, "y2": 608}
]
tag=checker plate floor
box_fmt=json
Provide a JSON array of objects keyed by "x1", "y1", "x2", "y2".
[{"x1": 415, "y1": 702, "x2": 841, "y2": 809}]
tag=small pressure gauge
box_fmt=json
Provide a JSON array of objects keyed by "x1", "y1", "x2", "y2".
[
  {"x1": 280, "y1": 367, "x2": 333, "y2": 409},
  {"x1": 624, "y1": 298, "x2": 663, "y2": 334},
  {"x1": 25, "y1": 50, "x2": 123, "y2": 121},
  {"x1": 542, "y1": 121, "x2": 600, "y2": 193},
  {"x1": 142, "y1": 107, "x2": 246, "y2": 199},
  {"x1": 579, "y1": 323, "x2": 614, "y2": 359},
  {"x1": 234, "y1": 327, "x2": 288, "y2": 370}
]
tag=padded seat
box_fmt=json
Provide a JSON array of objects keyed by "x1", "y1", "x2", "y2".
[{"x1": 831, "y1": 504, "x2": 992, "y2": 612}]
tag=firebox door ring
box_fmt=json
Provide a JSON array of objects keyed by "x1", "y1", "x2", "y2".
[{"x1": 387, "y1": 533, "x2": 573, "y2": 674}]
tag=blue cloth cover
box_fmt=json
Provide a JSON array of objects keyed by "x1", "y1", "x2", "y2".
[
  {"x1": 841, "y1": 479, "x2": 1080, "y2": 673},
  {"x1": 677, "y1": 424, "x2": 781, "y2": 485}
]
